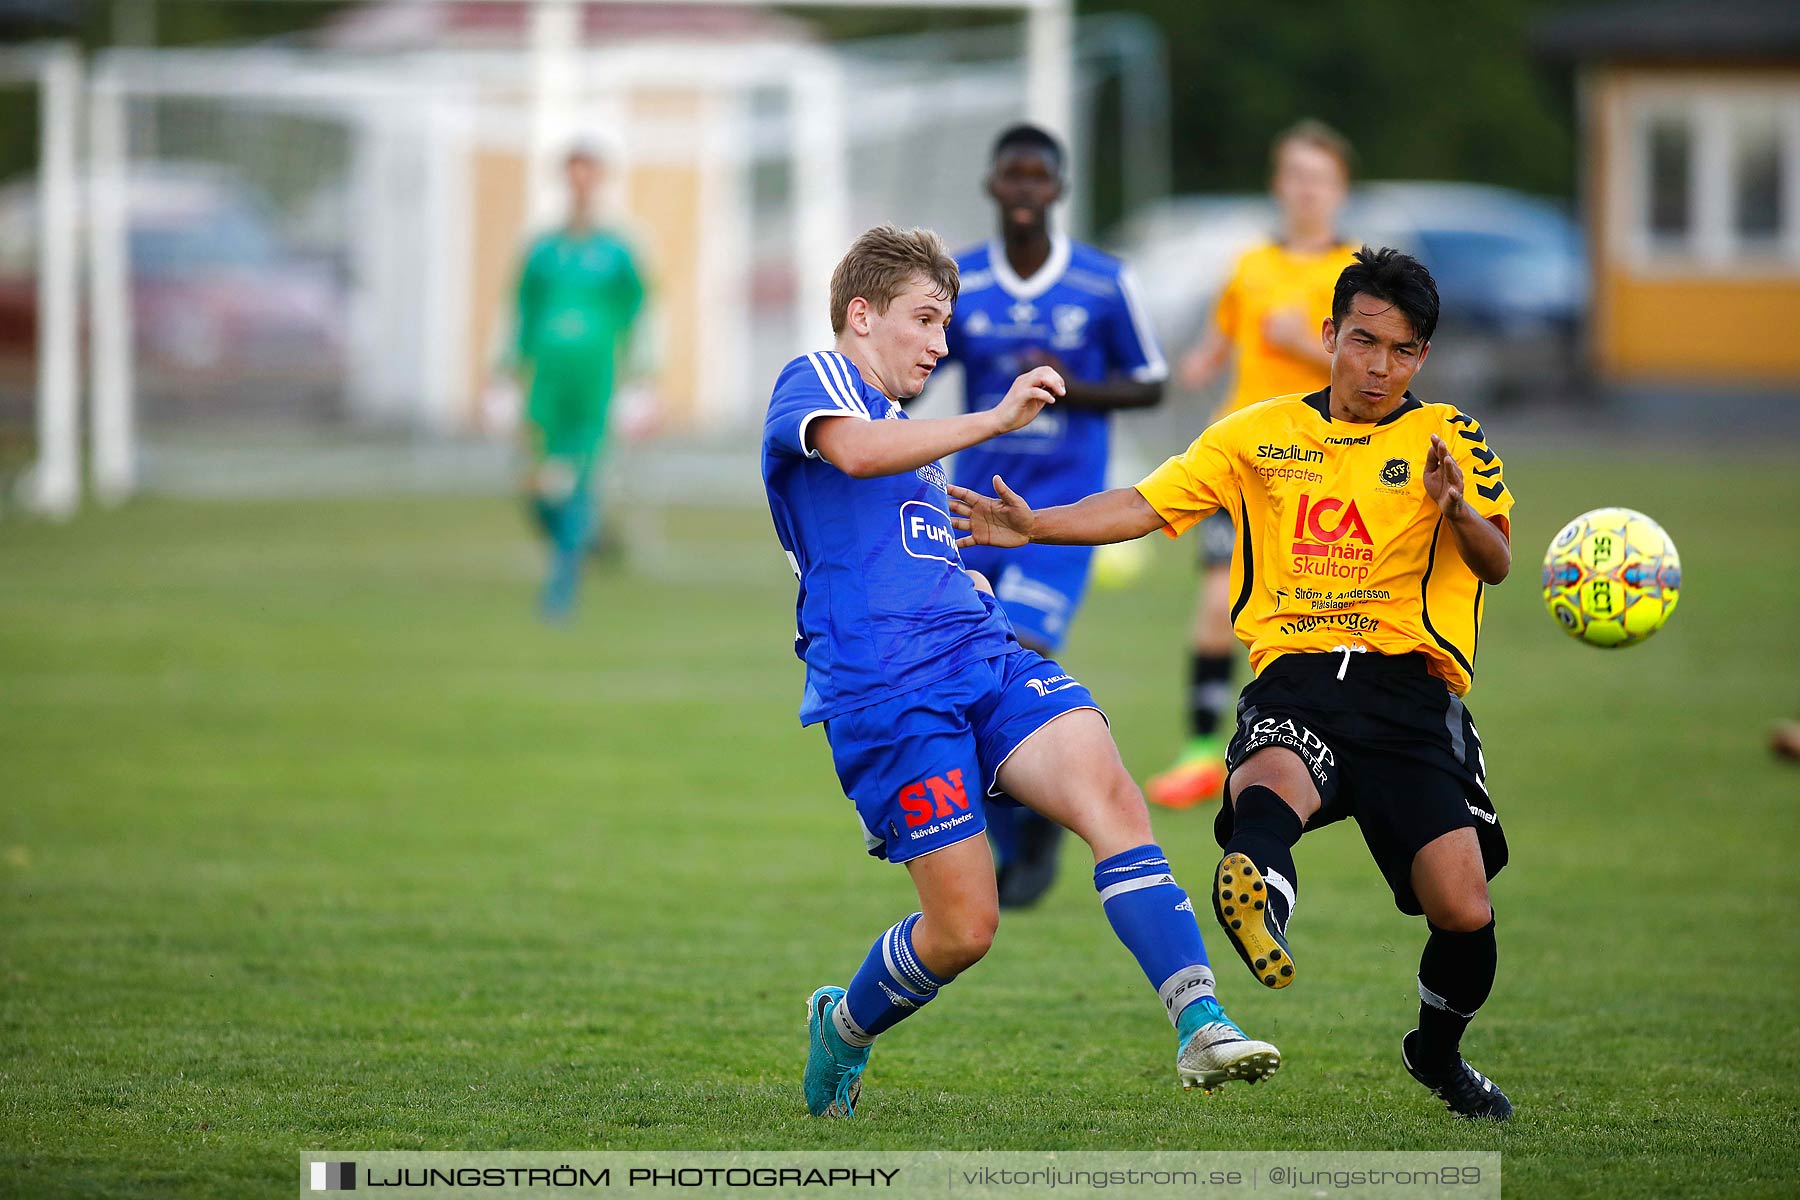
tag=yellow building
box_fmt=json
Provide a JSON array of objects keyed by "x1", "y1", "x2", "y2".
[{"x1": 1541, "y1": 2, "x2": 1800, "y2": 384}]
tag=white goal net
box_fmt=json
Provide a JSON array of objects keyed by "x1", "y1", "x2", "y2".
[{"x1": 80, "y1": 2, "x2": 1099, "y2": 514}]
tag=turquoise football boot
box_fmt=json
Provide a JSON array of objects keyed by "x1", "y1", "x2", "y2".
[
  {"x1": 1176, "y1": 995, "x2": 1281, "y2": 1093},
  {"x1": 804, "y1": 986, "x2": 871, "y2": 1117}
]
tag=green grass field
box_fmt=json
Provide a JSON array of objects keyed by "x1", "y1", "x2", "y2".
[{"x1": 3, "y1": 441, "x2": 1798, "y2": 1197}]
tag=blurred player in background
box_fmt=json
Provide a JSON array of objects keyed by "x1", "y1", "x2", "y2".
[
  {"x1": 1774, "y1": 718, "x2": 1800, "y2": 762},
  {"x1": 509, "y1": 143, "x2": 646, "y2": 619},
  {"x1": 944, "y1": 124, "x2": 1167, "y2": 908},
  {"x1": 1149, "y1": 121, "x2": 1356, "y2": 808},
  {"x1": 952, "y1": 248, "x2": 1517, "y2": 1121},
  {"x1": 764, "y1": 225, "x2": 1277, "y2": 1119}
]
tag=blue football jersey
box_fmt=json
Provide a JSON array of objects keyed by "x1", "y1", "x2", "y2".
[
  {"x1": 761, "y1": 350, "x2": 1017, "y2": 725},
  {"x1": 945, "y1": 235, "x2": 1166, "y2": 506}
]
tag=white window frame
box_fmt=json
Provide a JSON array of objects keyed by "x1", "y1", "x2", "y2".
[{"x1": 1613, "y1": 74, "x2": 1800, "y2": 277}]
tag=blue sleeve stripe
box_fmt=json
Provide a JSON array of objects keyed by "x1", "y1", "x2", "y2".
[
  {"x1": 1116, "y1": 265, "x2": 1169, "y2": 383},
  {"x1": 808, "y1": 351, "x2": 870, "y2": 419}
]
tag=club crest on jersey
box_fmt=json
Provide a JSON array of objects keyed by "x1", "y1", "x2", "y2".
[
  {"x1": 1292, "y1": 493, "x2": 1374, "y2": 581},
  {"x1": 1379, "y1": 457, "x2": 1412, "y2": 489},
  {"x1": 1050, "y1": 304, "x2": 1089, "y2": 349},
  {"x1": 900, "y1": 500, "x2": 960, "y2": 564}
]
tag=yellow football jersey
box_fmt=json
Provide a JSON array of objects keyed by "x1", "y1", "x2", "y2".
[
  {"x1": 1138, "y1": 390, "x2": 1514, "y2": 696},
  {"x1": 1213, "y1": 241, "x2": 1358, "y2": 420}
]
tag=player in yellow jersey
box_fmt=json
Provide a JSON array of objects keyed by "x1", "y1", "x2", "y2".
[
  {"x1": 1150, "y1": 122, "x2": 1357, "y2": 809},
  {"x1": 949, "y1": 248, "x2": 1517, "y2": 1121}
]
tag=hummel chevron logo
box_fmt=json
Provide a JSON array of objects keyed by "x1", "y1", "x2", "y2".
[
  {"x1": 1468, "y1": 446, "x2": 1497, "y2": 464},
  {"x1": 1475, "y1": 481, "x2": 1506, "y2": 501}
]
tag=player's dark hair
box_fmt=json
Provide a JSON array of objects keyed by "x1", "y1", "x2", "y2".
[
  {"x1": 1271, "y1": 119, "x2": 1353, "y2": 178},
  {"x1": 991, "y1": 123, "x2": 1064, "y2": 174},
  {"x1": 1332, "y1": 246, "x2": 1439, "y2": 345}
]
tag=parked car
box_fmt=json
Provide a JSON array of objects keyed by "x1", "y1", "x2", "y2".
[
  {"x1": 1109, "y1": 181, "x2": 1589, "y2": 406},
  {"x1": 0, "y1": 162, "x2": 346, "y2": 428}
]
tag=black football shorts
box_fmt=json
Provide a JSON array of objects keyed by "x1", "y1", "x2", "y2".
[
  {"x1": 1215, "y1": 650, "x2": 1508, "y2": 916},
  {"x1": 1196, "y1": 510, "x2": 1236, "y2": 569}
]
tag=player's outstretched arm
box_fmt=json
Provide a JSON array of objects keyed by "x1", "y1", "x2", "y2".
[
  {"x1": 1178, "y1": 327, "x2": 1231, "y2": 391},
  {"x1": 1054, "y1": 376, "x2": 1163, "y2": 412},
  {"x1": 949, "y1": 478, "x2": 1164, "y2": 548},
  {"x1": 1425, "y1": 433, "x2": 1511, "y2": 584},
  {"x1": 810, "y1": 366, "x2": 1064, "y2": 479},
  {"x1": 1016, "y1": 349, "x2": 1162, "y2": 412}
]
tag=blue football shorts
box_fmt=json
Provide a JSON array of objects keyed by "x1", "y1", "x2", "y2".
[
  {"x1": 823, "y1": 648, "x2": 1104, "y2": 864},
  {"x1": 960, "y1": 543, "x2": 1096, "y2": 652}
]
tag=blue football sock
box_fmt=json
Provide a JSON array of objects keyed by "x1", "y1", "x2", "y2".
[
  {"x1": 839, "y1": 912, "x2": 949, "y2": 1044},
  {"x1": 540, "y1": 533, "x2": 582, "y2": 618},
  {"x1": 1094, "y1": 843, "x2": 1216, "y2": 1026},
  {"x1": 540, "y1": 483, "x2": 597, "y2": 617},
  {"x1": 555, "y1": 493, "x2": 595, "y2": 557}
]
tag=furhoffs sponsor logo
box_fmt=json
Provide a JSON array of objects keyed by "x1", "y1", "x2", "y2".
[{"x1": 900, "y1": 501, "x2": 959, "y2": 563}]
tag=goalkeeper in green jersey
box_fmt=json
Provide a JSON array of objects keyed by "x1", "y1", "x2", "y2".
[{"x1": 510, "y1": 144, "x2": 647, "y2": 618}]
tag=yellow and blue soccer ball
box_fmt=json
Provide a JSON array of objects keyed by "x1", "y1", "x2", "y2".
[
  {"x1": 1090, "y1": 538, "x2": 1148, "y2": 590},
  {"x1": 1541, "y1": 507, "x2": 1681, "y2": 648}
]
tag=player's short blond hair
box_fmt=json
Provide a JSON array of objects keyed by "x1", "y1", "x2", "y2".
[
  {"x1": 829, "y1": 224, "x2": 959, "y2": 335},
  {"x1": 1271, "y1": 119, "x2": 1354, "y2": 178}
]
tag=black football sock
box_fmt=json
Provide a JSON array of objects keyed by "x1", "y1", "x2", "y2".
[
  {"x1": 1416, "y1": 917, "x2": 1497, "y2": 1073},
  {"x1": 1220, "y1": 784, "x2": 1301, "y2": 934},
  {"x1": 1189, "y1": 653, "x2": 1234, "y2": 738}
]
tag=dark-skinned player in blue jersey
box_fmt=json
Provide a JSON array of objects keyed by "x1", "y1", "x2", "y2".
[{"x1": 941, "y1": 124, "x2": 1168, "y2": 908}]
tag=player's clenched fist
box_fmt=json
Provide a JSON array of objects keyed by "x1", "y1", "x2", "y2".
[
  {"x1": 948, "y1": 476, "x2": 1035, "y2": 548},
  {"x1": 990, "y1": 365, "x2": 1065, "y2": 434}
]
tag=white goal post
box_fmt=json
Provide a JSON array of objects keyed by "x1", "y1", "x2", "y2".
[{"x1": 0, "y1": 42, "x2": 81, "y2": 519}]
